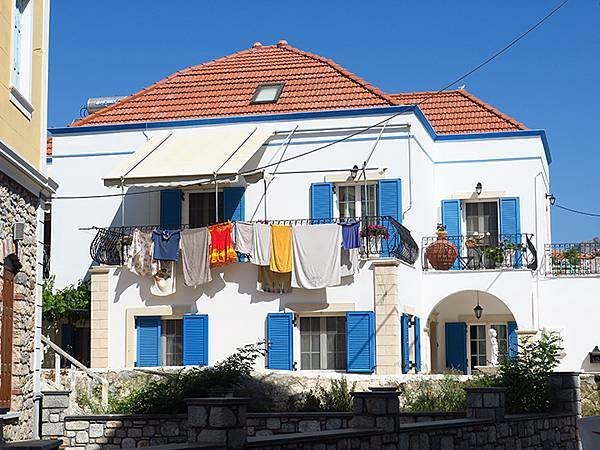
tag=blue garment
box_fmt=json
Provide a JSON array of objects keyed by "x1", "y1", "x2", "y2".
[
  {"x1": 152, "y1": 230, "x2": 181, "y2": 261},
  {"x1": 341, "y1": 221, "x2": 361, "y2": 250}
]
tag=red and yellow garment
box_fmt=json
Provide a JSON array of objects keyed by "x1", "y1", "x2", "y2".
[{"x1": 209, "y1": 222, "x2": 237, "y2": 266}]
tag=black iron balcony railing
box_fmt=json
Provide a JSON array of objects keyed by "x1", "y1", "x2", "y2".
[
  {"x1": 89, "y1": 216, "x2": 419, "y2": 267},
  {"x1": 546, "y1": 242, "x2": 600, "y2": 276},
  {"x1": 421, "y1": 233, "x2": 537, "y2": 271}
]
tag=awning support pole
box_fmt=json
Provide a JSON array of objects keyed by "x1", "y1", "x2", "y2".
[
  {"x1": 120, "y1": 177, "x2": 125, "y2": 227},
  {"x1": 214, "y1": 172, "x2": 218, "y2": 223}
]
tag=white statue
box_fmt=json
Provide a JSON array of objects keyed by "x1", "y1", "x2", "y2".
[{"x1": 489, "y1": 328, "x2": 499, "y2": 366}]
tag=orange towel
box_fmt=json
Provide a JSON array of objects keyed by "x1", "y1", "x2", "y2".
[
  {"x1": 209, "y1": 222, "x2": 237, "y2": 266},
  {"x1": 269, "y1": 225, "x2": 292, "y2": 273}
]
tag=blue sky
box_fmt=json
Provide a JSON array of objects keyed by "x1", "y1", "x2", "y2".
[{"x1": 48, "y1": 1, "x2": 599, "y2": 242}]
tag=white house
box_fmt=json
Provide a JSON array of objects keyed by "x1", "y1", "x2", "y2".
[{"x1": 48, "y1": 41, "x2": 600, "y2": 376}]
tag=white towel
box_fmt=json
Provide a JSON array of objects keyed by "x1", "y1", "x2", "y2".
[
  {"x1": 234, "y1": 221, "x2": 254, "y2": 255},
  {"x1": 151, "y1": 261, "x2": 177, "y2": 296},
  {"x1": 341, "y1": 248, "x2": 359, "y2": 277},
  {"x1": 252, "y1": 223, "x2": 271, "y2": 266},
  {"x1": 291, "y1": 224, "x2": 342, "y2": 289}
]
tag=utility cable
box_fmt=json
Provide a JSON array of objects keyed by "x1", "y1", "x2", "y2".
[
  {"x1": 50, "y1": 0, "x2": 571, "y2": 201},
  {"x1": 554, "y1": 204, "x2": 600, "y2": 218}
]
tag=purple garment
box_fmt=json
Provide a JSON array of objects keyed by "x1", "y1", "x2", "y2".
[
  {"x1": 152, "y1": 230, "x2": 181, "y2": 261},
  {"x1": 341, "y1": 221, "x2": 361, "y2": 250}
]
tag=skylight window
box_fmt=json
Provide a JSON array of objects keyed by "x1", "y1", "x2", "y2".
[{"x1": 251, "y1": 83, "x2": 284, "y2": 104}]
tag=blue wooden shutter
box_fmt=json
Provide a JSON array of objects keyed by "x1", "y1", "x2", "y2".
[
  {"x1": 346, "y1": 311, "x2": 375, "y2": 374},
  {"x1": 136, "y1": 316, "x2": 161, "y2": 367},
  {"x1": 183, "y1": 314, "x2": 209, "y2": 366},
  {"x1": 310, "y1": 182, "x2": 333, "y2": 222},
  {"x1": 445, "y1": 322, "x2": 467, "y2": 374},
  {"x1": 442, "y1": 200, "x2": 462, "y2": 270},
  {"x1": 507, "y1": 321, "x2": 518, "y2": 359},
  {"x1": 401, "y1": 313, "x2": 410, "y2": 374},
  {"x1": 160, "y1": 189, "x2": 182, "y2": 229},
  {"x1": 223, "y1": 187, "x2": 245, "y2": 222},
  {"x1": 377, "y1": 179, "x2": 402, "y2": 223},
  {"x1": 500, "y1": 197, "x2": 521, "y2": 267},
  {"x1": 267, "y1": 313, "x2": 293, "y2": 370},
  {"x1": 414, "y1": 316, "x2": 422, "y2": 373}
]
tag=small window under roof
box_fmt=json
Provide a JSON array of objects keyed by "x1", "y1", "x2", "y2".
[{"x1": 251, "y1": 82, "x2": 284, "y2": 104}]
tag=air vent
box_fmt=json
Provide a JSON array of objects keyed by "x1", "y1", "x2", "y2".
[{"x1": 13, "y1": 222, "x2": 25, "y2": 241}]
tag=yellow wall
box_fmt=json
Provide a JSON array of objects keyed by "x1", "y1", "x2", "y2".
[{"x1": 0, "y1": 0, "x2": 47, "y2": 170}]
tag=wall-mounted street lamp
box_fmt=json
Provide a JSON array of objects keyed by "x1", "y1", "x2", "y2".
[
  {"x1": 473, "y1": 291, "x2": 483, "y2": 320},
  {"x1": 546, "y1": 193, "x2": 556, "y2": 205},
  {"x1": 350, "y1": 165, "x2": 359, "y2": 180},
  {"x1": 589, "y1": 346, "x2": 600, "y2": 364},
  {"x1": 475, "y1": 182, "x2": 482, "y2": 196}
]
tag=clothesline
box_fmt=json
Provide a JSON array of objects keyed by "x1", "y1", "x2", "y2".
[{"x1": 126, "y1": 220, "x2": 366, "y2": 297}]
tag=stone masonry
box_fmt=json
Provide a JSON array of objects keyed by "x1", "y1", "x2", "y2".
[{"x1": 0, "y1": 170, "x2": 41, "y2": 441}]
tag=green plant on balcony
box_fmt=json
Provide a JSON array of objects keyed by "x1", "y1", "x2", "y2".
[{"x1": 483, "y1": 246, "x2": 504, "y2": 267}]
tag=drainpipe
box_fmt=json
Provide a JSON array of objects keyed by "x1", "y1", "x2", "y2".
[{"x1": 402, "y1": 125, "x2": 413, "y2": 220}]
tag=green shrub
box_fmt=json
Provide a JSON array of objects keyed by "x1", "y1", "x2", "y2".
[
  {"x1": 294, "y1": 378, "x2": 356, "y2": 412},
  {"x1": 400, "y1": 375, "x2": 467, "y2": 412},
  {"x1": 43, "y1": 276, "x2": 90, "y2": 324},
  {"x1": 108, "y1": 343, "x2": 265, "y2": 414},
  {"x1": 493, "y1": 332, "x2": 562, "y2": 414}
]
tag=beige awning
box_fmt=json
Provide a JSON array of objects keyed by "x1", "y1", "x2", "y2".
[{"x1": 103, "y1": 127, "x2": 273, "y2": 188}]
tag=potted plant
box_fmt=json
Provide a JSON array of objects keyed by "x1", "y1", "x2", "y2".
[
  {"x1": 426, "y1": 224, "x2": 458, "y2": 270},
  {"x1": 361, "y1": 224, "x2": 389, "y2": 254},
  {"x1": 483, "y1": 245, "x2": 504, "y2": 269}
]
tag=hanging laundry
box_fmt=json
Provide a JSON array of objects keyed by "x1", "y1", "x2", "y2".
[
  {"x1": 251, "y1": 223, "x2": 271, "y2": 265},
  {"x1": 270, "y1": 225, "x2": 293, "y2": 273},
  {"x1": 234, "y1": 221, "x2": 254, "y2": 255},
  {"x1": 126, "y1": 229, "x2": 157, "y2": 277},
  {"x1": 152, "y1": 230, "x2": 181, "y2": 261},
  {"x1": 291, "y1": 224, "x2": 342, "y2": 289},
  {"x1": 151, "y1": 260, "x2": 177, "y2": 296},
  {"x1": 209, "y1": 222, "x2": 237, "y2": 266},
  {"x1": 257, "y1": 266, "x2": 292, "y2": 294},
  {"x1": 341, "y1": 220, "x2": 361, "y2": 250},
  {"x1": 181, "y1": 228, "x2": 212, "y2": 287},
  {"x1": 341, "y1": 248, "x2": 360, "y2": 277}
]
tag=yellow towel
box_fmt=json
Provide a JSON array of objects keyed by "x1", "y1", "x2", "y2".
[{"x1": 270, "y1": 225, "x2": 293, "y2": 273}]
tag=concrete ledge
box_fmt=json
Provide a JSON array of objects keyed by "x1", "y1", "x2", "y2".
[
  {"x1": 2, "y1": 440, "x2": 62, "y2": 450},
  {"x1": 399, "y1": 417, "x2": 493, "y2": 431},
  {"x1": 247, "y1": 412, "x2": 353, "y2": 419},
  {"x1": 63, "y1": 414, "x2": 188, "y2": 421},
  {"x1": 246, "y1": 428, "x2": 383, "y2": 446}
]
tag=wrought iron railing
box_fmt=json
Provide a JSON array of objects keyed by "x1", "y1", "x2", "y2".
[
  {"x1": 546, "y1": 241, "x2": 600, "y2": 276},
  {"x1": 89, "y1": 216, "x2": 419, "y2": 267},
  {"x1": 421, "y1": 233, "x2": 537, "y2": 271}
]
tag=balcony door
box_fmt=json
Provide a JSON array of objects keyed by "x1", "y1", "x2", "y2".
[
  {"x1": 465, "y1": 201, "x2": 499, "y2": 268},
  {"x1": 188, "y1": 192, "x2": 224, "y2": 228}
]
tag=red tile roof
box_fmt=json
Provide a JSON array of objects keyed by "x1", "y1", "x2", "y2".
[
  {"x1": 72, "y1": 41, "x2": 393, "y2": 127},
  {"x1": 68, "y1": 41, "x2": 526, "y2": 138},
  {"x1": 389, "y1": 90, "x2": 526, "y2": 134}
]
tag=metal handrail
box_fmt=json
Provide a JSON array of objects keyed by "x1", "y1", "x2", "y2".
[
  {"x1": 545, "y1": 241, "x2": 600, "y2": 276},
  {"x1": 41, "y1": 335, "x2": 108, "y2": 406}
]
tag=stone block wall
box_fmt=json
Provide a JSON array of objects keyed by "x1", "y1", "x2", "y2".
[
  {"x1": 246, "y1": 413, "x2": 352, "y2": 437},
  {"x1": 0, "y1": 171, "x2": 41, "y2": 441}
]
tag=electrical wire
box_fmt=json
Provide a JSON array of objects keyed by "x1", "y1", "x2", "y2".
[
  {"x1": 50, "y1": 0, "x2": 571, "y2": 201},
  {"x1": 554, "y1": 204, "x2": 600, "y2": 218}
]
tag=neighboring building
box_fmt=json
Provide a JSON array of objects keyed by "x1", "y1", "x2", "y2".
[
  {"x1": 0, "y1": 0, "x2": 55, "y2": 440},
  {"x1": 49, "y1": 41, "x2": 598, "y2": 378}
]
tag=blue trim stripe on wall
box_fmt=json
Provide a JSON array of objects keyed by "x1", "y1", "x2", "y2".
[{"x1": 48, "y1": 104, "x2": 552, "y2": 164}]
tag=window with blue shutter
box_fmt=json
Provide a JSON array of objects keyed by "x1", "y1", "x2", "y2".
[
  {"x1": 310, "y1": 182, "x2": 333, "y2": 222},
  {"x1": 136, "y1": 316, "x2": 161, "y2": 367},
  {"x1": 445, "y1": 322, "x2": 467, "y2": 374},
  {"x1": 223, "y1": 187, "x2": 245, "y2": 222},
  {"x1": 160, "y1": 189, "x2": 182, "y2": 229},
  {"x1": 499, "y1": 197, "x2": 521, "y2": 268},
  {"x1": 441, "y1": 200, "x2": 462, "y2": 270},
  {"x1": 414, "y1": 316, "x2": 422, "y2": 373},
  {"x1": 401, "y1": 313, "x2": 410, "y2": 374},
  {"x1": 346, "y1": 311, "x2": 375, "y2": 373},
  {"x1": 507, "y1": 321, "x2": 518, "y2": 359},
  {"x1": 267, "y1": 313, "x2": 294, "y2": 370},
  {"x1": 378, "y1": 179, "x2": 402, "y2": 257},
  {"x1": 183, "y1": 314, "x2": 208, "y2": 366}
]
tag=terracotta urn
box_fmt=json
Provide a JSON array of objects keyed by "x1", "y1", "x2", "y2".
[{"x1": 426, "y1": 231, "x2": 458, "y2": 270}]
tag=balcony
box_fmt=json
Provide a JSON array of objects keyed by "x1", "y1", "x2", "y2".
[
  {"x1": 546, "y1": 242, "x2": 600, "y2": 276},
  {"x1": 421, "y1": 233, "x2": 537, "y2": 271},
  {"x1": 89, "y1": 216, "x2": 419, "y2": 268}
]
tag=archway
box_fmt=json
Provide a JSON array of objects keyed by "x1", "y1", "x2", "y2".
[{"x1": 427, "y1": 290, "x2": 517, "y2": 375}]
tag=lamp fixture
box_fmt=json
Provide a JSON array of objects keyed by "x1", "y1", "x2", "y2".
[
  {"x1": 589, "y1": 346, "x2": 600, "y2": 364},
  {"x1": 475, "y1": 182, "x2": 482, "y2": 196},
  {"x1": 350, "y1": 165, "x2": 359, "y2": 180},
  {"x1": 473, "y1": 291, "x2": 483, "y2": 320},
  {"x1": 546, "y1": 193, "x2": 556, "y2": 205}
]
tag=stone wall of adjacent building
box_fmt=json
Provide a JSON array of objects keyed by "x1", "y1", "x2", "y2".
[{"x1": 0, "y1": 170, "x2": 41, "y2": 441}]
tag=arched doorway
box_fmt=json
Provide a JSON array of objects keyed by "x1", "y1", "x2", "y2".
[{"x1": 427, "y1": 290, "x2": 517, "y2": 375}]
